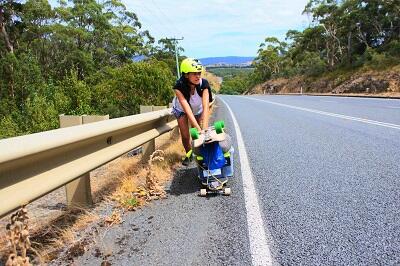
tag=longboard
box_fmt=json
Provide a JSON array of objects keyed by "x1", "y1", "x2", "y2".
[{"x1": 190, "y1": 121, "x2": 232, "y2": 196}]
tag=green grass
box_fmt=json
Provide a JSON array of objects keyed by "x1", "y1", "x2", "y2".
[
  {"x1": 208, "y1": 67, "x2": 254, "y2": 79},
  {"x1": 125, "y1": 198, "x2": 138, "y2": 207}
]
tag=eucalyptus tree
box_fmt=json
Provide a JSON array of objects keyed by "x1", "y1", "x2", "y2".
[
  {"x1": 151, "y1": 37, "x2": 184, "y2": 77},
  {"x1": 52, "y1": 0, "x2": 152, "y2": 80},
  {"x1": 0, "y1": 0, "x2": 178, "y2": 138},
  {"x1": 253, "y1": 0, "x2": 400, "y2": 84},
  {"x1": 0, "y1": 0, "x2": 23, "y2": 101},
  {"x1": 303, "y1": 0, "x2": 346, "y2": 68},
  {"x1": 254, "y1": 37, "x2": 288, "y2": 79},
  {"x1": 0, "y1": 0, "x2": 22, "y2": 54}
]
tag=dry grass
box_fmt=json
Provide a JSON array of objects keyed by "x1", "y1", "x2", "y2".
[
  {"x1": 204, "y1": 71, "x2": 222, "y2": 92},
  {"x1": 4, "y1": 207, "x2": 32, "y2": 266},
  {"x1": 0, "y1": 206, "x2": 100, "y2": 264},
  {"x1": 103, "y1": 211, "x2": 122, "y2": 227},
  {"x1": 109, "y1": 139, "x2": 184, "y2": 211},
  {"x1": 29, "y1": 208, "x2": 100, "y2": 262}
]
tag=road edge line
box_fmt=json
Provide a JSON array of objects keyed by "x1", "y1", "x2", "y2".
[
  {"x1": 218, "y1": 96, "x2": 273, "y2": 266},
  {"x1": 246, "y1": 97, "x2": 400, "y2": 130}
]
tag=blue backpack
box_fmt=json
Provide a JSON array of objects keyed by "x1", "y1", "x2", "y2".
[{"x1": 200, "y1": 142, "x2": 225, "y2": 170}]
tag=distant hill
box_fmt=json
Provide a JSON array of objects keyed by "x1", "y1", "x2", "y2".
[{"x1": 199, "y1": 56, "x2": 254, "y2": 67}]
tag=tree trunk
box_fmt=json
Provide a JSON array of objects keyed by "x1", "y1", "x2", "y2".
[
  {"x1": 326, "y1": 41, "x2": 331, "y2": 69},
  {"x1": 77, "y1": 34, "x2": 84, "y2": 80},
  {"x1": 347, "y1": 32, "x2": 352, "y2": 65},
  {"x1": 0, "y1": 7, "x2": 14, "y2": 53},
  {"x1": 0, "y1": 7, "x2": 15, "y2": 98}
]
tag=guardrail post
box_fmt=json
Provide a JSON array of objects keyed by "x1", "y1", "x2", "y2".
[
  {"x1": 59, "y1": 114, "x2": 109, "y2": 209},
  {"x1": 153, "y1": 105, "x2": 171, "y2": 146},
  {"x1": 140, "y1": 106, "x2": 167, "y2": 161}
]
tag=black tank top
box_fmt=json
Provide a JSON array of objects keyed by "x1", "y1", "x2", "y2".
[{"x1": 173, "y1": 77, "x2": 213, "y2": 105}]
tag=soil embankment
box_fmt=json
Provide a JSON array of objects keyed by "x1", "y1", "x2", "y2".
[
  {"x1": 250, "y1": 66, "x2": 400, "y2": 97},
  {"x1": 204, "y1": 71, "x2": 222, "y2": 92}
]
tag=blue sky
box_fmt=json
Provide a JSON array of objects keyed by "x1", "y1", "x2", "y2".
[
  {"x1": 50, "y1": 0, "x2": 311, "y2": 58},
  {"x1": 125, "y1": 0, "x2": 311, "y2": 58}
]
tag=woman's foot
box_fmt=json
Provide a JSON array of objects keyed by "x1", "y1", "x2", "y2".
[{"x1": 182, "y1": 156, "x2": 192, "y2": 166}]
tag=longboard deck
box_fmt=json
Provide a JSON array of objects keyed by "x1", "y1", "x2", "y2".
[{"x1": 193, "y1": 129, "x2": 226, "y2": 148}]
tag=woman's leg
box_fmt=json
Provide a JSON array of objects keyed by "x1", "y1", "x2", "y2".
[{"x1": 177, "y1": 115, "x2": 191, "y2": 153}]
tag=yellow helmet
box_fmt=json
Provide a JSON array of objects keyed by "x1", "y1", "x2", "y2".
[{"x1": 180, "y1": 58, "x2": 203, "y2": 73}]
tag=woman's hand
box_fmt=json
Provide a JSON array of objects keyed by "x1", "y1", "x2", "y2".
[{"x1": 196, "y1": 124, "x2": 202, "y2": 132}]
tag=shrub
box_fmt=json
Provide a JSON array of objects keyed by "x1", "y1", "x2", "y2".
[
  {"x1": 384, "y1": 40, "x2": 400, "y2": 58},
  {"x1": 297, "y1": 52, "x2": 327, "y2": 77},
  {"x1": 0, "y1": 115, "x2": 21, "y2": 139},
  {"x1": 92, "y1": 60, "x2": 174, "y2": 117}
]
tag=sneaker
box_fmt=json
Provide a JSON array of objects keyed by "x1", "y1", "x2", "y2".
[{"x1": 182, "y1": 156, "x2": 192, "y2": 166}]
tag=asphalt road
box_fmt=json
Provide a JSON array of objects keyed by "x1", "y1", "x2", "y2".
[{"x1": 71, "y1": 95, "x2": 400, "y2": 265}]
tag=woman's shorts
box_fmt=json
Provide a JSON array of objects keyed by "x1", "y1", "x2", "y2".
[{"x1": 172, "y1": 106, "x2": 202, "y2": 119}]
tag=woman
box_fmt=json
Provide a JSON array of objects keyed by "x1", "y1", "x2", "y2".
[{"x1": 172, "y1": 58, "x2": 213, "y2": 165}]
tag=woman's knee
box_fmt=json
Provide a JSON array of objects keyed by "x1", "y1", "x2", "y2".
[{"x1": 177, "y1": 116, "x2": 188, "y2": 132}]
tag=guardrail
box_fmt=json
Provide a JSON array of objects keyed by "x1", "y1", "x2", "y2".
[
  {"x1": 0, "y1": 108, "x2": 177, "y2": 218},
  {"x1": 0, "y1": 99, "x2": 215, "y2": 218}
]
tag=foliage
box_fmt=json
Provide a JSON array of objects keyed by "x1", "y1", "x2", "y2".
[
  {"x1": 219, "y1": 70, "x2": 262, "y2": 95},
  {"x1": 296, "y1": 51, "x2": 327, "y2": 77},
  {"x1": 254, "y1": 37, "x2": 288, "y2": 80},
  {"x1": 91, "y1": 61, "x2": 174, "y2": 117},
  {"x1": 0, "y1": 0, "x2": 178, "y2": 139},
  {"x1": 208, "y1": 68, "x2": 254, "y2": 79},
  {"x1": 209, "y1": 67, "x2": 260, "y2": 95},
  {"x1": 220, "y1": 75, "x2": 247, "y2": 95},
  {"x1": 218, "y1": 0, "x2": 400, "y2": 94},
  {"x1": 151, "y1": 38, "x2": 185, "y2": 77},
  {"x1": 252, "y1": 0, "x2": 400, "y2": 83}
]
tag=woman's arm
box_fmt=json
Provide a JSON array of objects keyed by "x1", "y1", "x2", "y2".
[
  {"x1": 201, "y1": 89, "x2": 210, "y2": 129},
  {"x1": 175, "y1": 89, "x2": 201, "y2": 131}
]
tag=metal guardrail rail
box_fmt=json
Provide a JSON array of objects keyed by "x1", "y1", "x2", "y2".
[{"x1": 0, "y1": 109, "x2": 177, "y2": 218}]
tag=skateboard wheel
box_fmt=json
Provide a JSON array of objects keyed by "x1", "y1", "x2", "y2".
[
  {"x1": 214, "y1": 120, "x2": 224, "y2": 134},
  {"x1": 200, "y1": 189, "x2": 207, "y2": 196},
  {"x1": 223, "y1": 187, "x2": 231, "y2": 196},
  {"x1": 190, "y1": 127, "x2": 199, "y2": 140}
]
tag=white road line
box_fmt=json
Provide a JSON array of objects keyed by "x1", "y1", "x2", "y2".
[
  {"x1": 246, "y1": 97, "x2": 400, "y2": 130},
  {"x1": 219, "y1": 97, "x2": 273, "y2": 266},
  {"x1": 387, "y1": 106, "x2": 400, "y2": 109}
]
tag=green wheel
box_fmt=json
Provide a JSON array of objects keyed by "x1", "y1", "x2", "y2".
[
  {"x1": 214, "y1": 120, "x2": 225, "y2": 129},
  {"x1": 190, "y1": 127, "x2": 199, "y2": 139},
  {"x1": 214, "y1": 120, "x2": 224, "y2": 134}
]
